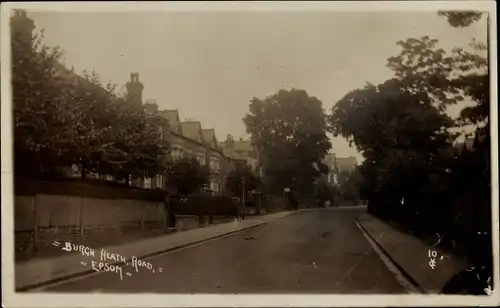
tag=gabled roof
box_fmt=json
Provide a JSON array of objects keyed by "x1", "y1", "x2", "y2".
[
  {"x1": 180, "y1": 121, "x2": 204, "y2": 143},
  {"x1": 202, "y1": 129, "x2": 219, "y2": 149},
  {"x1": 218, "y1": 139, "x2": 254, "y2": 152},
  {"x1": 158, "y1": 110, "x2": 181, "y2": 133},
  {"x1": 222, "y1": 148, "x2": 249, "y2": 163},
  {"x1": 233, "y1": 140, "x2": 254, "y2": 152},
  {"x1": 336, "y1": 156, "x2": 357, "y2": 174}
]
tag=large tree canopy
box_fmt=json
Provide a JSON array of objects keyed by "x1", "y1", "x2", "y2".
[
  {"x1": 327, "y1": 10, "x2": 491, "y2": 258},
  {"x1": 243, "y1": 89, "x2": 331, "y2": 194},
  {"x1": 11, "y1": 23, "x2": 170, "y2": 183}
]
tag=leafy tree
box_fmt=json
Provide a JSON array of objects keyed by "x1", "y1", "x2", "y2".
[
  {"x1": 328, "y1": 10, "x2": 490, "y2": 254},
  {"x1": 166, "y1": 156, "x2": 210, "y2": 196},
  {"x1": 61, "y1": 70, "x2": 122, "y2": 179},
  {"x1": 11, "y1": 15, "x2": 171, "y2": 184},
  {"x1": 329, "y1": 78, "x2": 454, "y2": 221},
  {"x1": 226, "y1": 164, "x2": 260, "y2": 197},
  {"x1": 243, "y1": 89, "x2": 331, "y2": 195},
  {"x1": 97, "y1": 98, "x2": 170, "y2": 185},
  {"x1": 338, "y1": 167, "x2": 363, "y2": 205},
  {"x1": 11, "y1": 25, "x2": 78, "y2": 178},
  {"x1": 437, "y1": 11, "x2": 483, "y2": 28},
  {"x1": 314, "y1": 177, "x2": 336, "y2": 205}
]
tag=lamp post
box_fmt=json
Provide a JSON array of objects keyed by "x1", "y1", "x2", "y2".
[{"x1": 241, "y1": 177, "x2": 246, "y2": 220}]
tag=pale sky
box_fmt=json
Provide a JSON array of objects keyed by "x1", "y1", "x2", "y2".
[{"x1": 28, "y1": 11, "x2": 487, "y2": 163}]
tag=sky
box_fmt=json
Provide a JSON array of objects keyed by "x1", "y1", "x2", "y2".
[{"x1": 28, "y1": 10, "x2": 488, "y2": 163}]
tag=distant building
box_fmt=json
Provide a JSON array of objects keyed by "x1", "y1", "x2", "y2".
[
  {"x1": 336, "y1": 156, "x2": 358, "y2": 174},
  {"x1": 320, "y1": 155, "x2": 358, "y2": 187},
  {"x1": 218, "y1": 135, "x2": 262, "y2": 176},
  {"x1": 322, "y1": 153, "x2": 340, "y2": 186}
]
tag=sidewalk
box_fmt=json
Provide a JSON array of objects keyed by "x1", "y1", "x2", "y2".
[
  {"x1": 16, "y1": 211, "x2": 294, "y2": 291},
  {"x1": 355, "y1": 212, "x2": 469, "y2": 294}
]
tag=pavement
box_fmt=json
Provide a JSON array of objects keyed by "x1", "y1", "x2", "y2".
[
  {"x1": 30, "y1": 206, "x2": 406, "y2": 294},
  {"x1": 355, "y1": 212, "x2": 469, "y2": 294}
]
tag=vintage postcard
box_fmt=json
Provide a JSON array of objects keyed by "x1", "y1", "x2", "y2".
[{"x1": 1, "y1": 1, "x2": 498, "y2": 307}]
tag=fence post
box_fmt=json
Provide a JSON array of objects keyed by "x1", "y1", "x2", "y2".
[
  {"x1": 79, "y1": 196, "x2": 85, "y2": 239},
  {"x1": 32, "y1": 195, "x2": 40, "y2": 252}
]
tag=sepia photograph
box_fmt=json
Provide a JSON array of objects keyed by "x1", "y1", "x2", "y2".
[{"x1": 1, "y1": 1, "x2": 498, "y2": 307}]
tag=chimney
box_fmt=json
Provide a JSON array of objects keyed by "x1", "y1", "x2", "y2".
[
  {"x1": 10, "y1": 10, "x2": 35, "y2": 42},
  {"x1": 225, "y1": 134, "x2": 234, "y2": 149},
  {"x1": 144, "y1": 99, "x2": 158, "y2": 115},
  {"x1": 126, "y1": 72, "x2": 144, "y2": 105}
]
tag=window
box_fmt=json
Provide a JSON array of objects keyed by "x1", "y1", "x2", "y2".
[
  {"x1": 209, "y1": 159, "x2": 220, "y2": 173},
  {"x1": 158, "y1": 126, "x2": 163, "y2": 140},
  {"x1": 155, "y1": 175, "x2": 163, "y2": 188},
  {"x1": 210, "y1": 181, "x2": 220, "y2": 192},
  {"x1": 198, "y1": 156, "x2": 206, "y2": 165},
  {"x1": 144, "y1": 178, "x2": 152, "y2": 189}
]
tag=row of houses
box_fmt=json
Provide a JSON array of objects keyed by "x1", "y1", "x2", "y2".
[{"x1": 125, "y1": 72, "x2": 261, "y2": 195}]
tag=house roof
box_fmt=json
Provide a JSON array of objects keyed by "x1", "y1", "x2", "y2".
[
  {"x1": 202, "y1": 128, "x2": 221, "y2": 150},
  {"x1": 234, "y1": 140, "x2": 254, "y2": 152},
  {"x1": 202, "y1": 129, "x2": 215, "y2": 144},
  {"x1": 222, "y1": 148, "x2": 245, "y2": 160},
  {"x1": 180, "y1": 121, "x2": 204, "y2": 143},
  {"x1": 218, "y1": 140, "x2": 255, "y2": 152},
  {"x1": 336, "y1": 156, "x2": 357, "y2": 173},
  {"x1": 157, "y1": 110, "x2": 181, "y2": 132}
]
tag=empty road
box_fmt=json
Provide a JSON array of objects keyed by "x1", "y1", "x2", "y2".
[{"x1": 40, "y1": 207, "x2": 406, "y2": 294}]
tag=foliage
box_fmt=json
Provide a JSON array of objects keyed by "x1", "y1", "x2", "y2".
[
  {"x1": 226, "y1": 163, "x2": 261, "y2": 197},
  {"x1": 437, "y1": 11, "x2": 483, "y2": 28},
  {"x1": 243, "y1": 89, "x2": 331, "y2": 195},
  {"x1": 327, "y1": 11, "x2": 490, "y2": 260},
  {"x1": 11, "y1": 22, "x2": 170, "y2": 183},
  {"x1": 338, "y1": 168, "x2": 363, "y2": 203},
  {"x1": 11, "y1": 28, "x2": 76, "y2": 177},
  {"x1": 314, "y1": 178, "x2": 336, "y2": 204},
  {"x1": 166, "y1": 156, "x2": 210, "y2": 196}
]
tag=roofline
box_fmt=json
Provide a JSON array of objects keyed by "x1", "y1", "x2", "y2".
[{"x1": 169, "y1": 130, "x2": 224, "y2": 156}]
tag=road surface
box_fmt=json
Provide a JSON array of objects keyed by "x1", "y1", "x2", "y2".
[{"x1": 41, "y1": 208, "x2": 406, "y2": 294}]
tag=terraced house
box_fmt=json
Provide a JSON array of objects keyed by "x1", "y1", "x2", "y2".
[
  {"x1": 128, "y1": 76, "x2": 227, "y2": 195},
  {"x1": 218, "y1": 134, "x2": 261, "y2": 176}
]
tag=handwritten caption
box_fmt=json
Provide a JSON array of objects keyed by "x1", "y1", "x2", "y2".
[
  {"x1": 428, "y1": 249, "x2": 449, "y2": 270},
  {"x1": 52, "y1": 241, "x2": 163, "y2": 280}
]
